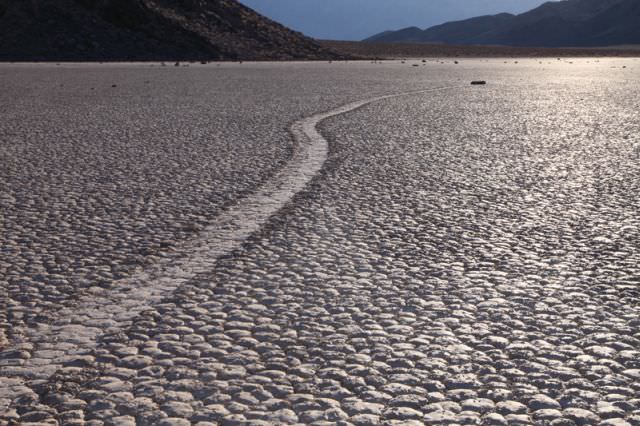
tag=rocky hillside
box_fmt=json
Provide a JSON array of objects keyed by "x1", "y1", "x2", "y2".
[
  {"x1": 366, "y1": 0, "x2": 640, "y2": 47},
  {"x1": 0, "y1": 0, "x2": 340, "y2": 61}
]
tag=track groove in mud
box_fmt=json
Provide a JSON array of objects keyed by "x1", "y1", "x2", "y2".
[{"x1": 0, "y1": 86, "x2": 460, "y2": 411}]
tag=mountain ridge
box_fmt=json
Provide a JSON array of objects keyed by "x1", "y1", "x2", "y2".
[
  {"x1": 365, "y1": 0, "x2": 640, "y2": 47},
  {"x1": 0, "y1": 0, "x2": 342, "y2": 61}
]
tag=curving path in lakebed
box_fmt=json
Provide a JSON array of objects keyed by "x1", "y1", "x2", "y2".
[{"x1": 0, "y1": 86, "x2": 460, "y2": 421}]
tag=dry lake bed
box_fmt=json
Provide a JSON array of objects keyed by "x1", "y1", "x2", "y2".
[{"x1": 1, "y1": 59, "x2": 640, "y2": 425}]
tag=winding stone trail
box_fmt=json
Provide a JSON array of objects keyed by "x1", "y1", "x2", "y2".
[{"x1": 0, "y1": 86, "x2": 459, "y2": 418}]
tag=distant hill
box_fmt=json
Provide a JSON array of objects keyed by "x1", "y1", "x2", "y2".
[
  {"x1": 366, "y1": 0, "x2": 640, "y2": 47},
  {"x1": 0, "y1": 0, "x2": 341, "y2": 61}
]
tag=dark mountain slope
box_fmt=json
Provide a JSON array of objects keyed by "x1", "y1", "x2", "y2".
[
  {"x1": 512, "y1": 0, "x2": 624, "y2": 25},
  {"x1": 580, "y1": 0, "x2": 640, "y2": 46},
  {"x1": 366, "y1": 0, "x2": 640, "y2": 47},
  {"x1": 366, "y1": 13, "x2": 515, "y2": 44},
  {"x1": 420, "y1": 13, "x2": 515, "y2": 45},
  {"x1": 0, "y1": 0, "x2": 340, "y2": 61},
  {"x1": 488, "y1": 0, "x2": 633, "y2": 46},
  {"x1": 367, "y1": 27, "x2": 424, "y2": 43}
]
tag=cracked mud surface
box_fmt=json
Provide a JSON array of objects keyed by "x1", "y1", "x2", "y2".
[{"x1": 1, "y1": 59, "x2": 640, "y2": 425}]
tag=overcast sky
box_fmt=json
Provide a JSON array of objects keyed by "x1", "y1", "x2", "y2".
[{"x1": 239, "y1": 0, "x2": 550, "y2": 40}]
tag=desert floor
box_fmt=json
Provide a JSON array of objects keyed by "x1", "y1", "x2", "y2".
[{"x1": 1, "y1": 59, "x2": 640, "y2": 425}]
